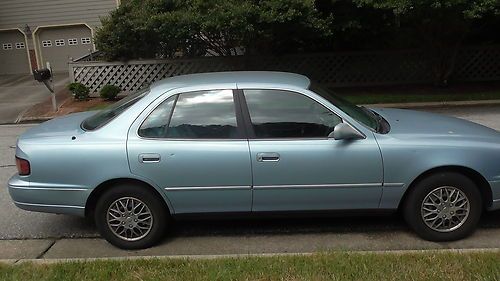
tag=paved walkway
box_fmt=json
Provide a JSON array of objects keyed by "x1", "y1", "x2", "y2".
[
  {"x1": 3, "y1": 227, "x2": 500, "y2": 262},
  {"x1": 0, "y1": 73, "x2": 68, "y2": 124}
]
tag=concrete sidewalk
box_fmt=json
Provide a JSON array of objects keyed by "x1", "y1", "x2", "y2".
[
  {"x1": 3, "y1": 227, "x2": 500, "y2": 262},
  {"x1": 0, "y1": 73, "x2": 69, "y2": 124}
]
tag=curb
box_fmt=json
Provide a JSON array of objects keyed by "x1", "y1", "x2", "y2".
[
  {"x1": 0, "y1": 259, "x2": 18, "y2": 265},
  {"x1": 0, "y1": 123, "x2": 40, "y2": 127},
  {"x1": 17, "y1": 116, "x2": 53, "y2": 123},
  {"x1": 363, "y1": 99, "x2": 500, "y2": 108},
  {"x1": 14, "y1": 108, "x2": 30, "y2": 124},
  {"x1": 2, "y1": 248, "x2": 500, "y2": 265}
]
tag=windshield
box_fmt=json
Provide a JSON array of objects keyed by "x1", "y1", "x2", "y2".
[
  {"x1": 309, "y1": 83, "x2": 379, "y2": 131},
  {"x1": 81, "y1": 88, "x2": 149, "y2": 131}
]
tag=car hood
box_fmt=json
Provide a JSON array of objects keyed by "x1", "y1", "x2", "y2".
[
  {"x1": 19, "y1": 111, "x2": 96, "y2": 140},
  {"x1": 372, "y1": 108, "x2": 499, "y2": 140}
]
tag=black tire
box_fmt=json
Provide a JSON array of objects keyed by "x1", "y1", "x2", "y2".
[
  {"x1": 94, "y1": 184, "x2": 169, "y2": 249},
  {"x1": 403, "y1": 172, "x2": 482, "y2": 241}
]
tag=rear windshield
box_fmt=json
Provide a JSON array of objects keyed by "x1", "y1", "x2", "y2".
[{"x1": 81, "y1": 88, "x2": 148, "y2": 131}]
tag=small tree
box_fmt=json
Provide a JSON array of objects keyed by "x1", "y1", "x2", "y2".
[
  {"x1": 95, "y1": 0, "x2": 334, "y2": 60},
  {"x1": 68, "y1": 83, "x2": 90, "y2": 101},
  {"x1": 100, "y1": 84, "x2": 121, "y2": 100}
]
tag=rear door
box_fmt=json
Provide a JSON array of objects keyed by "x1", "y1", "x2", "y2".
[{"x1": 127, "y1": 89, "x2": 252, "y2": 214}]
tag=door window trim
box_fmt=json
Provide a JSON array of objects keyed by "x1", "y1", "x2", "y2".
[
  {"x1": 237, "y1": 89, "x2": 346, "y2": 140},
  {"x1": 137, "y1": 89, "x2": 248, "y2": 141}
]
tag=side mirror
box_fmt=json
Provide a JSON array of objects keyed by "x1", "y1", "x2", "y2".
[{"x1": 328, "y1": 123, "x2": 365, "y2": 140}]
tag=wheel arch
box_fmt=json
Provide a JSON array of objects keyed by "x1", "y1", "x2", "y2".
[
  {"x1": 398, "y1": 165, "x2": 492, "y2": 211},
  {"x1": 85, "y1": 177, "x2": 173, "y2": 218}
]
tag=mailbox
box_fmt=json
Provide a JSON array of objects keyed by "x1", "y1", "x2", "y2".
[{"x1": 33, "y1": 68, "x2": 52, "y2": 82}]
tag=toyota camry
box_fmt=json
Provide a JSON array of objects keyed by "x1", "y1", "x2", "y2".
[{"x1": 8, "y1": 72, "x2": 500, "y2": 249}]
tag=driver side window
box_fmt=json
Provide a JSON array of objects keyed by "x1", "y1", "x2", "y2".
[{"x1": 243, "y1": 89, "x2": 342, "y2": 138}]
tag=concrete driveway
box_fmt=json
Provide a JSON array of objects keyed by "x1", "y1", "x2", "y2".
[
  {"x1": 0, "y1": 73, "x2": 69, "y2": 124},
  {"x1": 0, "y1": 105, "x2": 499, "y2": 260}
]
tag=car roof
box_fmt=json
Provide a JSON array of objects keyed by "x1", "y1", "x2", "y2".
[{"x1": 149, "y1": 71, "x2": 311, "y2": 93}]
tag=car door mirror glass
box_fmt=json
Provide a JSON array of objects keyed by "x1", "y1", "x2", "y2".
[{"x1": 329, "y1": 123, "x2": 365, "y2": 140}]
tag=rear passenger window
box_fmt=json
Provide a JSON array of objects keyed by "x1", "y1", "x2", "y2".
[
  {"x1": 167, "y1": 90, "x2": 239, "y2": 139},
  {"x1": 139, "y1": 90, "x2": 240, "y2": 139}
]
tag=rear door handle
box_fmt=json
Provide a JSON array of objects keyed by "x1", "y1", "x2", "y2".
[
  {"x1": 139, "y1": 153, "x2": 161, "y2": 163},
  {"x1": 257, "y1": 152, "x2": 280, "y2": 162}
]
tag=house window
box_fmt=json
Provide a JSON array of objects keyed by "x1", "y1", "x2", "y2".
[
  {"x1": 2, "y1": 43, "x2": 13, "y2": 50},
  {"x1": 42, "y1": 40, "x2": 52, "y2": 47},
  {"x1": 81, "y1": 37, "x2": 91, "y2": 45},
  {"x1": 15, "y1": 42, "x2": 25, "y2": 49},
  {"x1": 68, "y1": 38, "x2": 78, "y2": 46},
  {"x1": 55, "y1": 39, "x2": 65, "y2": 47}
]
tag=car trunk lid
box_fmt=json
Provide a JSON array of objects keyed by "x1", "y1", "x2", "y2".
[{"x1": 19, "y1": 111, "x2": 96, "y2": 140}]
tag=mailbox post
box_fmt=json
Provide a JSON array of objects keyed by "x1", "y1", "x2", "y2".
[{"x1": 33, "y1": 62, "x2": 56, "y2": 112}]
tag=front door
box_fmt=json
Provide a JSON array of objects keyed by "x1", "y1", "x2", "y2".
[
  {"x1": 128, "y1": 89, "x2": 252, "y2": 214},
  {"x1": 241, "y1": 89, "x2": 383, "y2": 212}
]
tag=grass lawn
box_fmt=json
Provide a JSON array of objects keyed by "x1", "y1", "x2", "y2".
[
  {"x1": 1, "y1": 251, "x2": 499, "y2": 281},
  {"x1": 335, "y1": 82, "x2": 500, "y2": 104}
]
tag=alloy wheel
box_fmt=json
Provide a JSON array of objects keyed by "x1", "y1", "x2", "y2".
[
  {"x1": 106, "y1": 197, "x2": 153, "y2": 241},
  {"x1": 421, "y1": 186, "x2": 470, "y2": 233}
]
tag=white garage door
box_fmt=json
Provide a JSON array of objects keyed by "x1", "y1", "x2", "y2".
[
  {"x1": 0, "y1": 30, "x2": 30, "y2": 75},
  {"x1": 37, "y1": 25, "x2": 94, "y2": 72}
]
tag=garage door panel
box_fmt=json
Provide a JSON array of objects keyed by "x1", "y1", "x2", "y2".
[
  {"x1": 0, "y1": 31, "x2": 30, "y2": 75},
  {"x1": 38, "y1": 25, "x2": 93, "y2": 72}
]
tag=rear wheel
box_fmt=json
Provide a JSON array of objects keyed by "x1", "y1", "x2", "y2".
[
  {"x1": 403, "y1": 172, "x2": 482, "y2": 241},
  {"x1": 94, "y1": 184, "x2": 169, "y2": 249}
]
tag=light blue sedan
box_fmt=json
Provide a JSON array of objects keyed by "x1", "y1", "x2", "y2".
[{"x1": 8, "y1": 72, "x2": 500, "y2": 249}]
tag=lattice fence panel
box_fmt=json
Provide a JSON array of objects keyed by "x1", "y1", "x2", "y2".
[
  {"x1": 69, "y1": 46, "x2": 500, "y2": 94},
  {"x1": 452, "y1": 46, "x2": 500, "y2": 81}
]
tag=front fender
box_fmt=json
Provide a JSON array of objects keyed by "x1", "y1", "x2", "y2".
[{"x1": 376, "y1": 135, "x2": 500, "y2": 209}]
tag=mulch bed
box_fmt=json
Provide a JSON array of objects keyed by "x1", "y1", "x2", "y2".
[{"x1": 21, "y1": 89, "x2": 115, "y2": 121}]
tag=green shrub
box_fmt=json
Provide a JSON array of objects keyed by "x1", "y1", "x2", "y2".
[
  {"x1": 68, "y1": 82, "x2": 90, "y2": 101},
  {"x1": 99, "y1": 84, "x2": 121, "y2": 100}
]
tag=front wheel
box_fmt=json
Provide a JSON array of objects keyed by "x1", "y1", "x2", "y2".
[
  {"x1": 94, "y1": 184, "x2": 169, "y2": 249},
  {"x1": 403, "y1": 172, "x2": 482, "y2": 241}
]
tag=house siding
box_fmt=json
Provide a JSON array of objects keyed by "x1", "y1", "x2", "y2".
[{"x1": 0, "y1": 0, "x2": 118, "y2": 30}]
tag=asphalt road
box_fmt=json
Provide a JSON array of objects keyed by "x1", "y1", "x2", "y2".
[
  {"x1": 0, "y1": 105, "x2": 499, "y2": 247},
  {"x1": 0, "y1": 73, "x2": 69, "y2": 124}
]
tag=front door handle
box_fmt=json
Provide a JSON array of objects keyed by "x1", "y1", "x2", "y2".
[
  {"x1": 139, "y1": 153, "x2": 161, "y2": 163},
  {"x1": 257, "y1": 152, "x2": 280, "y2": 162}
]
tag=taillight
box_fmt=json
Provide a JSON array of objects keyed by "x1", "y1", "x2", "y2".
[{"x1": 15, "y1": 157, "x2": 30, "y2": 176}]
